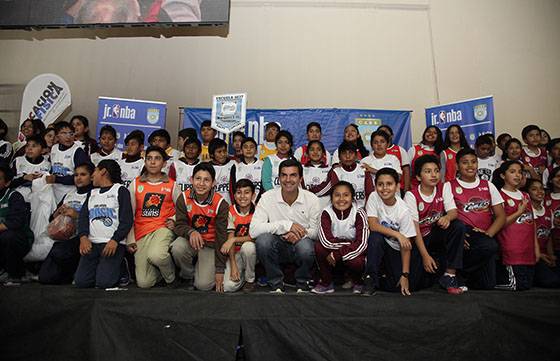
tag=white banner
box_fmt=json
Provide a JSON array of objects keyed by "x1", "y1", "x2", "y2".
[{"x1": 211, "y1": 93, "x2": 247, "y2": 134}]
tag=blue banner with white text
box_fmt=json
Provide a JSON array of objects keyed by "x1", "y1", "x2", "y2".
[
  {"x1": 183, "y1": 108, "x2": 412, "y2": 152},
  {"x1": 97, "y1": 97, "x2": 167, "y2": 151},
  {"x1": 425, "y1": 96, "x2": 494, "y2": 148}
]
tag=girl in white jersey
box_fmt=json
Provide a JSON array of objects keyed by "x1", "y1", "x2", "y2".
[
  {"x1": 210, "y1": 138, "x2": 235, "y2": 205},
  {"x1": 169, "y1": 136, "x2": 201, "y2": 195},
  {"x1": 118, "y1": 130, "x2": 145, "y2": 188},
  {"x1": 231, "y1": 137, "x2": 263, "y2": 201},
  {"x1": 90, "y1": 125, "x2": 123, "y2": 166},
  {"x1": 74, "y1": 160, "x2": 133, "y2": 289},
  {"x1": 262, "y1": 130, "x2": 295, "y2": 192},
  {"x1": 10, "y1": 135, "x2": 51, "y2": 203},
  {"x1": 302, "y1": 140, "x2": 330, "y2": 209}
]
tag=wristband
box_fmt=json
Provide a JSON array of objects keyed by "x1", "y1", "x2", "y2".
[{"x1": 401, "y1": 272, "x2": 409, "y2": 278}]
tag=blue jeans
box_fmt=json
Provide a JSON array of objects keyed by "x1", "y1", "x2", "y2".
[
  {"x1": 74, "y1": 243, "x2": 125, "y2": 288},
  {"x1": 255, "y1": 233, "x2": 315, "y2": 289}
]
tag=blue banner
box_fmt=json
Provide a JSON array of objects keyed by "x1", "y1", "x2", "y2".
[
  {"x1": 183, "y1": 108, "x2": 412, "y2": 152},
  {"x1": 97, "y1": 97, "x2": 167, "y2": 151},
  {"x1": 425, "y1": 96, "x2": 495, "y2": 148}
]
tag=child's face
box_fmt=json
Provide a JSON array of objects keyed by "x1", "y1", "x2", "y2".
[
  {"x1": 418, "y1": 162, "x2": 440, "y2": 187},
  {"x1": 177, "y1": 136, "x2": 185, "y2": 151},
  {"x1": 448, "y1": 127, "x2": 461, "y2": 144},
  {"x1": 340, "y1": 149, "x2": 357, "y2": 166},
  {"x1": 233, "y1": 135, "x2": 244, "y2": 152},
  {"x1": 371, "y1": 135, "x2": 388, "y2": 157},
  {"x1": 125, "y1": 139, "x2": 143, "y2": 156},
  {"x1": 234, "y1": 186, "x2": 254, "y2": 209},
  {"x1": 145, "y1": 151, "x2": 165, "y2": 175},
  {"x1": 44, "y1": 130, "x2": 55, "y2": 147},
  {"x1": 498, "y1": 136, "x2": 511, "y2": 151},
  {"x1": 74, "y1": 166, "x2": 92, "y2": 188},
  {"x1": 476, "y1": 143, "x2": 493, "y2": 159},
  {"x1": 307, "y1": 143, "x2": 323, "y2": 163},
  {"x1": 344, "y1": 126, "x2": 359, "y2": 142},
  {"x1": 307, "y1": 126, "x2": 321, "y2": 141},
  {"x1": 92, "y1": 167, "x2": 106, "y2": 187},
  {"x1": 423, "y1": 127, "x2": 438, "y2": 144},
  {"x1": 506, "y1": 142, "x2": 521, "y2": 160},
  {"x1": 212, "y1": 146, "x2": 228, "y2": 165},
  {"x1": 331, "y1": 185, "x2": 353, "y2": 212},
  {"x1": 151, "y1": 135, "x2": 169, "y2": 150},
  {"x1": 265, "y1": 125, "x2": 279, "y2": 142},
  {"x1": 552, "y1": 172, "x2": 560, "y2": 192},
  {"x1": 540, "y1": 131, "x2": 550, "y2": 145},
  {"x1": 25, "y1": 141, "x2": 43, "y2": 159},
  {"x1": 57, "y1": 127, "x2": 75, "y2": 147},
  {"x1": 100, "y1": 132, "x2": 116, "y2": 152},
  {"x1": 0, "y1": 172, "x2": 9, "y2": 190},
  {"x1": 201, "y1": 126, "x2": 216, "y2": 143},
  {"x1": 21, "y1": 120, "x2": 34, "y2": 138},
  {"x1": 375, "y1": 174, "x2": 398, "y2": 201},
  {"x1": 71, "y1": 119, "x2": 87, "y2": 138},
  {"x1": 276, "y1": 137, "x2": 291, "y2": 156},
  {"x1": 550, "y1": 143, "x2": 560, "y2": 162},
  {"x1": 183, "y1": 142, "x2": 201, "y2": 161},
  {"x1": 527, "y1": 181, "x2": 545, "y2": 203},
  {"x1": 242, "y1": 141, "x2": 257, "y2": 160},
  {"x1": 457, "y1": 154, "x2": 478, "y2": 180},
  {"x1": 501, "y1": 163, "x2": 523, "y2": 188},
  {"x1": 524, "y1": 129, "x2": 541, "y2": 147},
  {"x1": 191, "y1": 170, "x2": 215, "y2": 196}
]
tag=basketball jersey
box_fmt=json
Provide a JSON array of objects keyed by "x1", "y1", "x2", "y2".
[
  {"x1": 334, "y1": 166, "x2": 366, "y2": 208},
  {"x1": 119, "y1": 158, "x2": 144, "y2": 188},
  {"x1": 183, "y1": 189, "x2": 225, "y2": 243},
  {"x1": 259, "y1": 142, "x2": 277, "y2": 161},
  {"x1": 498, "y1": 190, "x2": 535, "y2": 265},
  {"x1": 62, "y1": 189, "x2": 89, "y2": 212},
  {"x1": 303, "y1": 165, "x2": 330, "y2": 190},
  {"x1": 545, "y1": 193, "x2": 560, "y2": 250},
  {"x1": 450, "y1": 178, "x2": 493, "y2": 230},
  {"x1": 235, "y1": 159, "x2": 263, "y2": 196},
  {"x1": 50, "y1": 143, "x2": 80, "y2": 203},
  {"x1": 229, "y1": 205, "x2": 253, "y2": 251},
  {"x1": 324, "y1": 205, "x2": 357, "y2": 242},
  {"x1": 14, "y1": 156, "x2": 51, "y2": 202},
  {"x1": 87, "y1": 184, "x2": 124, "y2": 244},
  {"x1": 443, "y1": 148, "x2": 458, "y2": 182},
  {"x1": 172, "y1": 160, "x2": 198, "y2": 192},
  {"x1": 477, "y1": 156, "x2": 499, "y2": 181},
  {"x1": 163, "y1": 147, "x2": 182, "y2": 174},
  {"x1": 214, "y1": 161, "x2": 234, "y2": 204},
  {"x1": 266, "y1": 154, "x2": 286, "y2": 190},
  {"x1": 133, "y1": 178, "x2": 176, "y2": 241},
  {"x1": 533, "y1": 204, "x2": 552, "y2": 254},
  {"x1": 90, "y1": 149, "x2": 122, "y2": 166},
  {"x1": 521, "y1": 147, "x2": 547, "y2": 174},
  {"x1": 387, "y1": 144, "x2": 406, "y2": 190},
  {"x1": 410, "y1": 184, "x2": 445, "y2": 237},
  {"x1": 410, "y1": 144, "x2": 436, "y2": 188}
]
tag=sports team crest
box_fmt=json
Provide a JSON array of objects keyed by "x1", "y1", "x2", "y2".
[{"x1": 474, "y1": 104, "x2": 487, "y2": 121}]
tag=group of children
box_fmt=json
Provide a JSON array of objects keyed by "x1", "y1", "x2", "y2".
[{"x1": 0, "y1": 114, "x2": 558, "y2": 296}]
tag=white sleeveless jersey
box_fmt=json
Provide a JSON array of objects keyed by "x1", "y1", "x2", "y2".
[
  {"x1": 303, "y1": 165, "x2": 330, "y2": 190},
  {"x1": 334, "y1": 166, "x2": 366, "y2": 208},
  {"x1": 119, "y1": 158, "x2": 144, "y2": 188},
  {"x1": 267, "y1": 154, "x2": 285, "y2": 190},
  {"x1": 324, "y1": 205, "x2": 357, "y2": 241},
  {"x1": 173, "y1": 160, "x2": 197, "y2": 192},
  {"x1": 14, "y1": 156, "x2": 51, "y2": 177},
  {"x1": 63, "y1": 189, "x2": 89, "y2": 212},
  {"x1": 90, "y1": 149, "x2": 123, "y2": 166},
  {"x1": 236, "y1": 159, "x2": 263, "y2": 195},
  {"x1": 87, "y1": 184, "x2": 123, "y2": 244},
  {"x1": 214, "y1": 162, "x2": 234, "y2": 204},
  {"x1": 50, "y1": 143, "x2": 80, "y2": 203}
]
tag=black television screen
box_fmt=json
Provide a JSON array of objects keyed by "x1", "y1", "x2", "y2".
[{"x1": 0, "y1": 0, "x2": 230, "y2": 28}]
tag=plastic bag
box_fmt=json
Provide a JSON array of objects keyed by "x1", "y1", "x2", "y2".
[
  {"x1": 24, "y1": 175, "x2": 57, "y2": 262},
  {"x1": 48, "y1": 215, "x2": 76, "y2": 241}
]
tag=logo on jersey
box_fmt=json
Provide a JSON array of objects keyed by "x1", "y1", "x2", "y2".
[
  {"x1": 455, "y1": 186, "x2": 463, "y2": 195},
  {"x1": 142, "y1": 193, "x2": 164, "y2": 217},
  {"x1": 478, "y1": 168, "x2": 492, "y2": 181},
  {"x1": 536, "y1": 226, "x2": 550, "y2": 239},
  {"x1": 235, "y1": 223, "x2": 250, "y2": 237},
  {"x1": 90, "y1": 206, "x2": 115, "y2": 227},
  {"x1": 192, "y1": 215, "x2": 211, "y2": 233},
  {"x1": 507, "y1": 198, "x2": 515, "y2": 207},
  {"x1": 516, "y1": 212, "x2": 533, "y2": 224},
  {"x1": 463, "y1": 197, "x2": 491, "y2": 212}
]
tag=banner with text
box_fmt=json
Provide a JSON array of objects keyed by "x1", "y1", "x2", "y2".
[
  {"x1": 183, "y1": 108, "x2": 412, "y2": 152},
  {"x1": 98, "y1": 97, "x2": 167, "y2": 151},
  {"x1": 425, "y1": 96, "x2": 495, "y2": 148}
]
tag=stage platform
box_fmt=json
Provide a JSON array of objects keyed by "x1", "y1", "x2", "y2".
[{"x1": 1, "y1": 284, "x2": 559, "y2": 361}]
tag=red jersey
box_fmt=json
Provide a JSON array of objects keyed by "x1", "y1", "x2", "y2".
[
  {"x1": 184, "y1": 190, "x2": 224, "y2": 243},
  {"x1": 450, "y1": 178, "x2": 493, "y2": 230},
  {"x1": 443, "y1": 148, "x2": 458, "y2": 182},
  {"x1": 534, "y1": 204, "x2": 552, "y2": 254},
  {"x1": 410, "y1": 184, "x2": 445, "y2": 237},
  {"x1": 134, "y1": 178, "x2": 176, "y2": 241},
  {"x1": 497, "y1": 190, "x2": 535, "y2": 265},
  {"x1": 229, "y1": 205, "x2": 253, "y2": 251},
  {"x1": 545, "y1": 193, "x2": 560, "y2": 251},
  {"x1": 299, "y1": 144, "x2": 328, "y2": 166},
  {"x1": 387, "y1": 144, "x2": 406, "y2": 190},
  {"x1": 521, "y1": 147, "x2": 548, "y2": 174},
  {"x1": 410, "y1": 144, "x2": 437, "y2": 188}
]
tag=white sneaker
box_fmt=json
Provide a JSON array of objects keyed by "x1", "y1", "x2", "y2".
[
  {"x1": 269, "y1": 287, "x2": 285, "y2": 294},
  {"x1": 341, "y1": 280, "x2": 354, "y2": 289}
]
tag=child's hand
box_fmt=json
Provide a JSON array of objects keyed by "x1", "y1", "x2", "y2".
[
  {"x1": 220, "y1": 239, "x2": 235, "y2": 255},
  {"x1": 79, "y1": 237, "x2": 92, "y2": 256},
  {"x1": 61, "y1": 207, "x2": 79, "y2": 219},
  {"x1": 127, "y1": 243, "x2": 138, "y2": 254},
  {"x1": 230, "y1": 264, "x2": 240, "y2": 282},
  {"x1": 23, "y1": 174, "x2": 39, "y2": 181},
  {"x1": 360, "y1": 163, "x2": 376, "y2": 174},
  {"x1": 326, "y1": 252, "x2": 336, "y2": 267},
  {"x1": 436, "y1": 215, "x2": 451, "y2": 229},
  {"x1": 45, "y1": 175, "x2": 56, "y2": 184},
  {"x1": 397, "y1": 234, "x2": 412, "y2": 250},
  {"x1": 422, "y1": 255, "x2": 438, "y2": 273},
  {"x1": 554, "y1": 217, "x2": 560, "y2": 228},
  {"x1": 397, "y1": 275, "x2": 411, "y2": 296},
  {"x1": 282, "y1": 231, "x2": 299, "y2": 244},
  {"x1": 102, "y1": 240, "x2": 118, "y2": 257},
  {"x1": 165, "y1": 219, "x2": 175, "y2": 231},
  {"x1": 518, "y1": 199, "x2": 528, "y2": 214}
]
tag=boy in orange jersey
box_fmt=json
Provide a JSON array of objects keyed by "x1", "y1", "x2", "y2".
[
  {"x1": 221, "y1": 179, "x2": 257, "y2": 293},
  {"x1": 170, "y1": 162, "x2": 229, "y2": 292},
  {"x1": 126, "y1": 146, "x2": 181, "y2": 288}
]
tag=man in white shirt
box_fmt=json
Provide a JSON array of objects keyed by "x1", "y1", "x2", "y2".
[{"x1": 249, "y1": 159, "x2": 321, "y2": 293}]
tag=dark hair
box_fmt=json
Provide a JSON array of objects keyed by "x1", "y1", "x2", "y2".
[
  {"x1": 331, "y1": 180, "x2": 355, "y2": 200},
  {"x1": 26, "y1": 134, "x2": 47, "y2": 149},
  {"x1": 179, "y1": 128, "x2": 198, "y2": 141},
  {"x1": 306, "y1": 140, "x2": 325, "y2": 155},
  {"x1": 456, "y1": 147, "x2": 477, "y2": 163},
  {"x1": 279, "y1": 158, "x2": 303, "y2": 177},
  {"x1": 0, "y1": 164, "x2": 14, "y2": 182},
  {"x1": 54, "y1": 121, "x2": 72, "y2": 134},
  {"x1": 522, "y1": 178, "x2": 543, "y2": 193},
  {"x1": 125, "y1": 130, "x2": 145, "y2": 145},
  {"x1": 369, "y1": 130, "x2": 390, "y2": 146},
  {"x1": 265, "y1": 122, "x2": 280, "y2": 132},
  {"x1": 192, "y1": 162, "x2": 216, "y2": 180},
  {"x1": 71, "y1": 115, "x2": 92, "y2": 140},
  {"x1": 232, "y1": 131, "x2": 245, "y2": 141},
  {"x1": 548, "y1": 166, "x2": 560, "y2": 191},
  {"x1": 521, "y1": 125, "x2": 540, "y2": 141},
  {"x1": 306, "y1": 122, "x2": 321, "y2": 133},
  {"x1": 375, "y1": 167, "x2": 399, "y2": 185},
  {"x1": 97, "y1": 160, "x2": 122, "y2": 184},
  {"x1": 275, "y1": 130, "x2": 293, "y2": 146},
  {"x1": 422, "y1": 126, "x2": 445, "y2": 155},
  {"x1": 31, "y1": 119, "x2": 46, "y2": 136},
  {"x1": 344, "y1": 124, "x2": 369, "y2": 157},
  {"x1": 209, "y1": 138, "x2": 227, "y2": 156},
  {"x1": 377, "y1": 125, "x2": 394, "y2": 136},
  {"x1": 496, "y1": 133, "x2": 511, "y2": 147},
  {"x1": 183, "y1": 136, "x2": 202, "y2": 151},
  {"x1": 540, "y1": 128, "x2": 551, "y2": 145},
  {"x1": 492, "y1": 160, "x2": 522, "y2": 190},
  {"x1": 145, "y1": 145, "x2": 170, "y2": 161},
  {"x1": 502, "y1": 138, "x2": 523, "y2": 161},
  {"x1": 234, "y1": 178, "x2": 256, "y2": 194},
  {"x1": 99, "y1": 125, "x2": 117, "y2": 140},
  {"x1": 547, "y1": 138, "x2": 560, "y2": 153},
  {"x1": 413, "y1": 154, "x2": 440, "y2": 177},
  {"x1": 0, "y1": 118, "x2": 7, "y2": 141},
  {"x1": 444, "y1": 125, "x2": 469, "y2": 150},
  {"x1": 475, "y1": 134, "x2": 494, "y2": 148},
  {"x1": 148, "y1": 129, "x2": 171, "y2": 145},
  {"x1": 201, "y1": 120, "x2": 213, "y2": 129},
  {"x1": 338, "y1": 141, "x2": 358, "y2": 155},
  {"x1": 241, "y1": 137, "x2": 257, "y2": 149},
  {"x1": 76, "y1": 162, "x2": 94, "y2": 175}
]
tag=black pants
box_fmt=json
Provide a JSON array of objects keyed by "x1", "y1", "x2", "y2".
[
  {"x1": 460, "y1": 226, "x2": 498, "y2": 289},
  {"x1": 534, "y1": 257, "x2": 560, "y2": 288},
  {"x1": 39, "y1": 237, "x2": 80, "y2": 285},
  {"x1": 74, "y1": 243, "x2": 125, "y2": 288},
  {"x1": 366, "y1": 232, "x2": 422, "y2": 292},
  {"x1": 0, "y1": 230, "x2": 31, "y2": 278},
  {"x1": 422, "y1": 220, "x2": 465, "y2": 286},
  {"x1": 496, "y1": 263, "x2": 535, "y2": 291}
]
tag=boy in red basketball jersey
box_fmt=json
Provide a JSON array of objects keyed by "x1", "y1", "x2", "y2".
[
  {"x1": 171, "y1": 163, "x2": 229, "y2": 292},
  {"x1": 444, "y1": 148, "x2": 506, "y2": 289}
]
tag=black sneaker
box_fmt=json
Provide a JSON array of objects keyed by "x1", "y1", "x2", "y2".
[
  {"x1": 184, "y1": 278, "x2": 195, "y2": 291},
  {"x1": 167, "y1": 277, "x2": 182, "y2": 289},
  {"x1": 362, "y1": 275, "x2": 377, "y2": 296},
  {"x1": 296, "y1": 281, "x2": 312, "y2": 293},
  {"x1": 438, "y1": 274, "x2": 463, "y2": 295}
]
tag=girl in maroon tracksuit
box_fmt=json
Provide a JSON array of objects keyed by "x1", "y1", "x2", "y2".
[
  {"x1": 493, "y1": 161, "x2": 539, "y2": 290},
  {"x1": 312, "y1": 181, "x2": 369, "y2": 295},
  {"x1": 545, "y1": 166, "x2": 560, "y2": 261}
]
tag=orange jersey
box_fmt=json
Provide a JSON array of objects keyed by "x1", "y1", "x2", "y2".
[
  {"x1": 184, "y1": 189, "x2": 225, "y2": 243},
  {"x1": 228, "y1": 205, "x2": 254, "y2": 251},
  {"x1": 134, "y1": 178, "x2": 177, "y2": 241}
]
